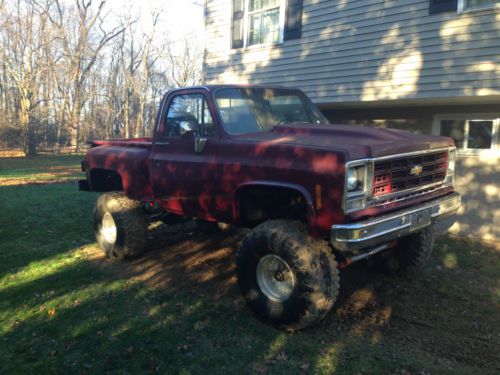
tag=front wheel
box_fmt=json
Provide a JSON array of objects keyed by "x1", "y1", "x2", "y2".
[
  {"x1": 93, "y1": 192, "x2": 148, "y2": 259},
  {"x1": 372, "y1": 227, "x2": 435, "y2": 274},
  {"x1": 236, "y1": 220, "x2": 339, "y2": 331}
]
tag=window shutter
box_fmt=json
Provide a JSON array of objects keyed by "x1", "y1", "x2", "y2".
[
  {"x1": 231, "y1": 0, "x2": 244, "y2": 49},
  {"x1": 284, "y1": 0, "x2": 304, "y2": 41},
  {"x1": 429, "y1": 0, "x2": 458, "y2": 14}
]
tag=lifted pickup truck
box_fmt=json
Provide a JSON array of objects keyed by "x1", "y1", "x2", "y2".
[{"x1": 80, "y1": 84, "x2": 461, "y2": 330}]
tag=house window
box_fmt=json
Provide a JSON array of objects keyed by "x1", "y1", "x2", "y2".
[
  {"x1": 429, "y1": 0, "x2": 498, "y2": 14},
  {"x1": 458, "y1": 0, "x2": 500, "y2": 11},
  {"x1": 248, "y1": 0, "x2": 281, "y2": 46},
  {"x1": 429, "y1": 0, "x2": 459, "y2": 14},
  {"x1": 434, "y1": 114, "x2": 500, "y2": 155},
  {"x1": 231, "y1": 0, "x2": 303, "y2": 48}
]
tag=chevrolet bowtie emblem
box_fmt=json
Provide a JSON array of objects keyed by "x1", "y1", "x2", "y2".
[{"x1": 410, "y1": 164, "x2": 423, "y2": 176}]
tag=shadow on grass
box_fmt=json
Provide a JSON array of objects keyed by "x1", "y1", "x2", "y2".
[
  {"x1": 1, "y1": 182, "x2": 498, "y2": 373},
  {"x1": 0, "y1": 184, "x2": 97, "y2": 279}
]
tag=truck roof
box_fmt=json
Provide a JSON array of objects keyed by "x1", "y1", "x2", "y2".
[{"x1": 167, "y1": 84, "x2": 300, "y2": 94}]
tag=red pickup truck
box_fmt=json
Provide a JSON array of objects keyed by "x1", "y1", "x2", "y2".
[{"x1": 80, "y1": 85, "x2": 461, "y2": 330}]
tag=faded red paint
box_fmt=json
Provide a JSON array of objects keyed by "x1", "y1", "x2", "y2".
[{"x1": 82, "y1": 85, "x2": 455, "y2": 238}]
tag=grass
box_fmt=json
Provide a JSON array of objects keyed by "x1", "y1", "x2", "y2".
[
  {"x1": 0, "y1": 155, "x2": 84, "y2": 186},
  {"x1": 0, "y1": 155, "x2": 499, "y2": 374}
]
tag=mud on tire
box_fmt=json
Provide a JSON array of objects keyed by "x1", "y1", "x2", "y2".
[
  {"x1": 236, "y1": 220, "x2": 339, "y2": 331},
  {"x1": 196, "y1": 219, "x2": 232, "y2": 234},
  {"x1": 93, "y1": 192, "x2": 148, "y2": 259},
  {"x1": 373, "y1": 227, "x2": 435, "y2": 274}
]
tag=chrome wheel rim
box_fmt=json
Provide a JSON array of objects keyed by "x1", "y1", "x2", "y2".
[
  {"x1": 256, "y1": 254, "x2": 295, "y2": 302},
  {"x1": 102, "y1": 212, "x2": 117, "y2": 244}
]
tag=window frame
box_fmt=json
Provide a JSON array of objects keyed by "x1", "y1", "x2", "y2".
[
  {"x1": 161, "y1": 91, "x2": 218, "y2": 139},
  {"x1": 433, "y1": 113, "x2": 500, "y2": 156},
  {"x1": 238, "y1": 0, "x2": 287, "y2": 49},
  {"x1": 457, "y1": 0, "x2": 500, "y2": 12}
]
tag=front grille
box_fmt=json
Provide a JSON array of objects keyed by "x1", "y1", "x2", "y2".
[{"x1": 372, "y1": 151, "x2": 448, "y2": 197}]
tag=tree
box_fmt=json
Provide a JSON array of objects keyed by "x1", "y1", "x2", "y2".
[
  {"x1": 0, "y1": 0, "x2": 51, "y2": 155},
  {"x1": 0, "y1": 0, "x2": 204, "y2": 154},
  {"x1": 44, "y1": 0, "x2": 126, "y2": 152}
]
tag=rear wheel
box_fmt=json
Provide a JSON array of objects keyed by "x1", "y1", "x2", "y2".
[
  {"x1": 372, "y1": 227, "x2": 435, "y2": 274},
  {"x1": 93, "y1": 192, "x2": 148, "y2": 259},
  {"x1": 236, "y1": 220, "x2": 339, "y2": 331}
]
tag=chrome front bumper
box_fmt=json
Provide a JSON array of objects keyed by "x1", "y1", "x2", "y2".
[{"x1": 331, "y1": 192, "x2": 461, "y2": 252}]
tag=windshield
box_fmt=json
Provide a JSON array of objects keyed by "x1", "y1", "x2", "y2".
[{"x1": 214, "y1": 87, "x2": 329, "y2": 135}]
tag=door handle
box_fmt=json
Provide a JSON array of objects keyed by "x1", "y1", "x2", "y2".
[{"x1": 155, "y1": 141, "x2": 170, "y2": 146}]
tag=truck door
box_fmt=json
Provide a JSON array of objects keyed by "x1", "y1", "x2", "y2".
[{"x1": 150, "y1": 90, "x2": 220, "y2": 219}]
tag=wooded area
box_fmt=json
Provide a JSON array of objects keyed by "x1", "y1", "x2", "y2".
[{"x1": 0, "y1": 0, "x2": 202, "y2": 155}]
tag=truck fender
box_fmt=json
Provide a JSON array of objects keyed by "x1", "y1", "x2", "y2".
[{"x1": 233, "y1": 181, "x2": 316, "y2": 225}]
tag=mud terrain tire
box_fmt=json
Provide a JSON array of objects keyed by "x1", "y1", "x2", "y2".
[
  {"x1": 373, "y1": 227, "x2": 435, "y2": 274},
  {"x1": 94, "y1": 192, "x2": 148, "y2": 259},
  {"x1": 236, "y1": 220, "x2": 339, "y2": 331}
]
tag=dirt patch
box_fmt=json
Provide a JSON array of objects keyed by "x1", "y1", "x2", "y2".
[
  {"x1": 97, "y1": 222, "x2": 248, "y2": 300},
  {"x1": 89, "y1": 225, "x2": 499, "y2": 372},
  {"x1": 0, "y1": 178, "x2": 78, "y2": 187},
  {"x1": 0, "y1": 166, "x2": 81, "y2": 186},
  {"x1": 0, "y1": 150, "x2": 25, "y2": 157}
]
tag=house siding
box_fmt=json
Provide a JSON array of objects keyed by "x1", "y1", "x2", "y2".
[{"x1": 204, "y1": 0, "x2": 500, "y2": 105}]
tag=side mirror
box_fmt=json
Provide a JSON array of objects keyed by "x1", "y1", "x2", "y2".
[
  {"x1": 194, "y1": 137, "x2": 207, "y2": 154},
  {"x1": 178, "y1": 120, "x2": 206, "y2": 153},
  {"x1": 179, "y1": 120, "x2": 197, "y2": 137}
]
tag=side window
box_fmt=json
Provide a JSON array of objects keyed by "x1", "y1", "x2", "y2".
[
  {"x1": 164, "y1": 94, "x2": 216, "y2": 138},
  {"x1": 214, "y1": 88, "x2": 261, "y2": 135}
]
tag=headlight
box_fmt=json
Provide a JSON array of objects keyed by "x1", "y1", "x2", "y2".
[
  {"x1": 444, "y1": 148, "x2": 456, "y2": 187},
  {"x1": 448, "y1": 149, "x2": 456, "y2": 174},
  {"x1": 344, "y1": 163, "x2": 370, "y2": 213},
  {"x1": 347, "y1": 168, "x2": 359, "y2": 191}
]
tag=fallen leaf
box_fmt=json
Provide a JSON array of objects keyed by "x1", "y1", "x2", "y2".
[
  {"x1": 194, "y1": 318, "x2": 208, "y2": 331},
  {"x1": 252, "y1": 363, "x2": 267, "y2": 374},
  {"x1": 276, "y1": 351, "x2": 288, "y2": 361},
  {"x1": 48, "y1": 308, "x2": 56, "y2": 317}
]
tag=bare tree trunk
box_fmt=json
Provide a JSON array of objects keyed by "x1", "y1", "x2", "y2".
[{"x1": 0, "y1": 1, "x2": 203, "y2": 152}]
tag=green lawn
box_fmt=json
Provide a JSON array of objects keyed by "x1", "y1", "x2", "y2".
[
  {"x1": 0, "y1": 155, "x2": 84, "y2": 186},
  {"x1": 0, "y1": 156, "x2": 499, "y2": 374}
]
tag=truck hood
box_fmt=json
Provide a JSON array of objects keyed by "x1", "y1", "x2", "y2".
[{"x1": 233, "y1": 123, "x2": 454, "y2": 160}]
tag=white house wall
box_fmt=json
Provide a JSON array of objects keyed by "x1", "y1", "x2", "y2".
[{"x1": 204, "y1": 0, "x2": 500, "y2": 105}]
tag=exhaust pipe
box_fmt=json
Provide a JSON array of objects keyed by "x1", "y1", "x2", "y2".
[{"x1": 338, "y1": 241, "x2": 397, "y2": 269}]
